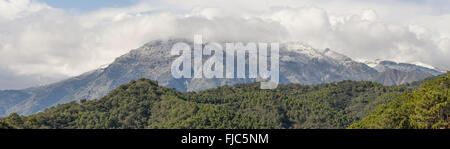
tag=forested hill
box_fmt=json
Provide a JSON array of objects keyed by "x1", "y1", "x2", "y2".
[
  {"x1": 349, "y1": 72, "x2": 450, "y2": 129},
  {"x1": 0, "y1": 78, "x2": 410, "y2": 129}
]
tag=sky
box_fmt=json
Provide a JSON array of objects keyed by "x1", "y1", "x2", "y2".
[
  {"x1": 0, "y1": 0, "x2": 449, "y2": 90},
  {"x1": 39, "y1": 0, "x2": 137, "y2": 12}
]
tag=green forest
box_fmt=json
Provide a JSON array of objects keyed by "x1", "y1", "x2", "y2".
[
  {"x1": 350, "y1": 72, "x2": 449, "y2": 129},
  {"x1": 1, "y1": 73, "x2": 448, "y2": 129}
]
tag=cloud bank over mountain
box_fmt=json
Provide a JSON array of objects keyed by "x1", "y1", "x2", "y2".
[{"x1": 0, "y1": 0, "x2": 449, "y2": 89}]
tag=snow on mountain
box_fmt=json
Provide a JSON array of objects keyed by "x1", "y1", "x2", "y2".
[
  {"x1": 355, "y1": 59, "x2": 383, "y2": 68},
  {"x1": 357, "y1": 59, "x2": 444, "y2": 76},
  {"x1": 409, "y1": 61, "x2": 445, "y2": 72},
  {"x1": 283, "y1": 42, "x2": 354, "y2": 66}
]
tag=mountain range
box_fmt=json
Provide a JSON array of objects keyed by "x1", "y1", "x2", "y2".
[{"x1": 0, "y1": 39, "x2": 444, "y2": 116}]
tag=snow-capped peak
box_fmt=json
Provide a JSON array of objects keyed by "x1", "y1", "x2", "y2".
[
  {"x1": 355, "y1": 59, "x2": 383, "y2": 68},
  {"x1": 99, "y1": 63, "x2": 110, "y2": 69},
  {"x1": 284, "y1": 42, "x2": 317, "y2": 55},
  {"x1": 409, "y1": 61, "x2": 441, "y2": 71},
  {"x1": 320, "y1": 48, "x2": 353, "y2": 62},
  {"x1": 284, "y1": 42, "x2": 350, "y2": 61},
  {"x1": 356, "y1": 59, "x2": 444, "y2": 75}
]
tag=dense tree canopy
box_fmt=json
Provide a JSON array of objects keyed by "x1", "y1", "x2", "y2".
[
  {"x1": 349, "y1": 72, "x2": 450, "y2": 129},
  {"x1": 0, "y1": 77, "x2": 411, "y2": 129}
]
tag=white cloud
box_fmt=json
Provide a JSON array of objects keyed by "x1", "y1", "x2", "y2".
[
  {"x1": 0, "y1": 0, "x2": 50, "y2": 20},
  {"x1": 0, "y1": 0, "x2": 449, "y2": 89}
]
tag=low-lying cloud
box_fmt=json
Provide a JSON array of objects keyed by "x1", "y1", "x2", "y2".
[{"x1": 0, "y1": 0, "x2": 449, "y2": 89}]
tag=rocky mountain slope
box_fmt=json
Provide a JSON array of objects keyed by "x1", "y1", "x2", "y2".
[{"x1": 373, "y1": 69, "x2": 432, "y2": 86}]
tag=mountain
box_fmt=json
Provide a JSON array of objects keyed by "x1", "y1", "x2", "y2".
[
  {"x1": 0, "y1": 78, "x2": 410, "y2": 129},
  {"x1": 359, "y1": 59, "x2": 444, "y2": 86},
  {"x1": 0, "y1": 39, "x2": 444, "y2": 116},
  {"x1": 373, "y1": 69, "x2": 432, "y2": 86},
  {"x1": 361, "y1": 59, "x2": 443, "y2": 76},
  {"x1": 0, "y1": 67, "x2": 105, "y2": 117},
  {"x1": 349, "y1": 72, "x2": 450, "y2": 129}
]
